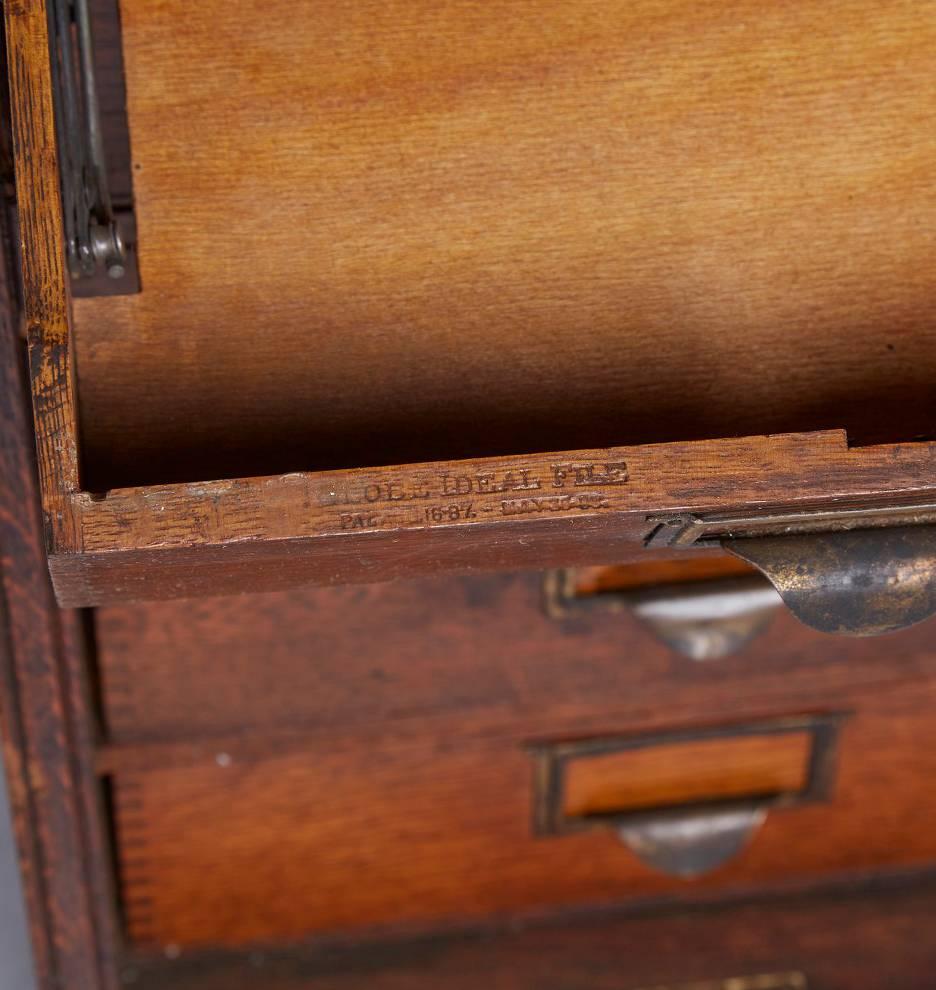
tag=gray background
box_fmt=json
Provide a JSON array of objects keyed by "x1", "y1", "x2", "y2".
[{"x1": 0, "y1": 771, "x2": 35, "y2": 990}]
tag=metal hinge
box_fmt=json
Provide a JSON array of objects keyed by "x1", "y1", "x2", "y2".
[{"x1": 48, "y1": 0, "x2": 137, "y2": 289}]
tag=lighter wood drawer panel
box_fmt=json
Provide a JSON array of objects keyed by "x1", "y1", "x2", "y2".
[{"x1": 112, "y1": 682, "x2": 936, "y2": 949}]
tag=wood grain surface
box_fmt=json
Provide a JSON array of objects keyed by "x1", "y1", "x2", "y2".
[
  {"x1": 3, "y1": 0, "x2": 79, "y2": 540},
  {"x1": 0, "y1": 159, "x2": 117, "y2": 990},
  {"x1": 123, "y1": 878, "x2": 936, "y2": 990},
  {"x1": 572, "y1": 556, "x2": 758, "y2": 594},
  {"x1": 92, "y1": 570, "x2": 936, "y2": 752},
  {"x1": 7, "y1": 0, "x2": 936, "y2": 605},
  {"x1": 97, "y1": 571, "x2": 936, "y2": 949},
  {"x1": 561, "y1": 732, "x2": 811, "y2": 818},
  {"x1": 72, "y1": 0, "x2": 936, "y2": 488},
  {"x1": 54, "y1": 429, "x2": 936, "y2": 605}
]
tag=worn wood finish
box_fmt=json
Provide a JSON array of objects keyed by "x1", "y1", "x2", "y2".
[
  {"x1": 3, "y1": 0, "x2": 79, "y2": 536},
  {"x1": 96, "y1": 565, "x2": 936, "y2": 950},
  {"x1": 124, "y1": 878, "x2": 936, "y2": 990},
  {"x1": 5, "y1": 0, "x2": 936, "y2": 605},
  {"x1": 92, "y1": 571, "x2": 936, "y2": 752},
  {"x1": 111, "y1": 680, "x2": 936, "y2": 948},
  {"x1": 90, "y1": 565, "x2": 936, "y2": 955},
  {"x1": 0, "y1": 170, "x2": 116, "y2": 990},
  {"x1": 73, "y1": 0, "x2": 936, "y2": 488},
  {"x1": 55, "y1": 430, "x2": 936, "y2": 605}
]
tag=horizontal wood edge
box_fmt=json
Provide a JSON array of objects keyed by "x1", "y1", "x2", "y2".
[
  {"x1": 96, "y1": 678, "x2": 930, "y2": 777},
  {"x1": 121, "y1": 866, "x2": 936, "y2": 981},
  {"x1": 48, "y1": 429, "x2": 936, "y2": 605}
]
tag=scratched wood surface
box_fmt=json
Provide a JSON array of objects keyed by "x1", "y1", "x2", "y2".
[
  {"x1": 110, "y1": 676, "x2": 936, "y2": 948},
  {"x1": 3, "y1": 0, "x2": 79, "y2": 541},
  {"x1": 72, "y1": 0, "x2": 936, "y2": 489},
  {"x1": 0, "y1": 164, "x2": 117, "y2": 990},
  {"x1": 124, "y1": 879, "x2": 936, "y2": 990},
  {"x1": 53, "y1": 429, "x2": 936, "y2": 604}
]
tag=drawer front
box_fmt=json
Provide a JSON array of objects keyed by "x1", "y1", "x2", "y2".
[
  {"x1": 95, "y1": 571, "x2": 936, "y2": 747},
  {"x1": 113, "y1": 679, "x2": 936, "y2": 949}
]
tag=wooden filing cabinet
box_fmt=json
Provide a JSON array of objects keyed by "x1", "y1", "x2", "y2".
[
  {"x1": 98, "y1": 578, "x2": 936, "y2": 950},
  {"x1": 2, "y1": 1, "x2": 936, "y2": 988}
]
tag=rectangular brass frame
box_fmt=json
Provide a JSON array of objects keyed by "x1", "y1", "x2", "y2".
[{"x1": 529, "y1": 714, "x2": 846, "y2": 838}]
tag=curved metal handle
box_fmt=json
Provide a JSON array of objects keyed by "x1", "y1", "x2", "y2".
[
  {"x1": 544, "y1": 569, "x2": 782, "y2": 660},
  {"x1": 724, "y1": 526, "x2": 936, "y2": 637},
  {"x1": 616, "y1": 803, "x2": 766, "y2": 878},
  {"x1": 626, "y1": 575, "x2": 781, "y2": 660},
  {"x1": 647, "y1": 507, "x2": 936, "y2": 637}
]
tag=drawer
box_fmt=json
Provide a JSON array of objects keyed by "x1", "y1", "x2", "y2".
[
  {"x1": 5, "y1": 0, "x2": 936, "y2": 606},
  {"x1": 110, "y1": 680, "x2": 936, "y2": 949},
  {"x1": 94, "y1": 567, "x2": 936, "y2": 949},
  {"x1": 92, "y1": 569, "x2": 936, "y2": 747}
]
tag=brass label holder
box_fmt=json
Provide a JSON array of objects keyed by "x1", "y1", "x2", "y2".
[{"x1": 530, "y1": 715, "x2": 844, "y2": 878}]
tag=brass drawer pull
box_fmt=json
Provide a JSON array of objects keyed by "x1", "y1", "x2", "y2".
[
  {"x1": 546, "y1": 567, "x2": 782, "y2": 660},
  {"x1": 616, "y1": 803, "x2": 767, "y2": 881},
  {"x1": 646, "y1": 505, "x2": 936, "y2": 637},
  {"x1": 530, "y1": 716, "x2": 844, "y2": 878}
]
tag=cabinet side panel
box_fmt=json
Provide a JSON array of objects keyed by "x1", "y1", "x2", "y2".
[{"x1": 0, "y1": 138, "x2": 115, "y2": 990}]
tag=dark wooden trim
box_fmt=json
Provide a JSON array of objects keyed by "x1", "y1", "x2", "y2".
[
  {"x1": 59, "y1": 610, "x2": 124, "y2": 988},
  {"x1": 0, "y1": 133, "x2": 117, "y2": 990},
  {"x1": 125, "y1": 872, "x2": 936, "y2": 990}
]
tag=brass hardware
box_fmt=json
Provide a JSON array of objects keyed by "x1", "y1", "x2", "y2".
[
  {"x1": 545, "y1": 569, "x2": 781, "y2": 660},
  {"x1": 645, "y1": 500, "x2": 936, "y2": 549},
  {"x1": 632, "y1": 974, "x2": 808, "y2": 990},
  {"x1": 616, "y1": 804, "x2": 766, "y2": 879},
  {"x1": 725, "y1": 527, "x2": 936, "y2": 637},
  {"x1": 530, "y1": 716, "x2": 843, "y2": 878},
  {"x1": 645, "y1": 502, "x2": 936, "y2": 636}
]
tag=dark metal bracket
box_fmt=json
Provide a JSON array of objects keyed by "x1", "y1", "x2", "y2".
[
  {"x1": 645, "y1": 500, "x2": 936, "y2": 637},
  {"x1": 47, "y1": 0, "x2": 138, "y2": 292}
]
